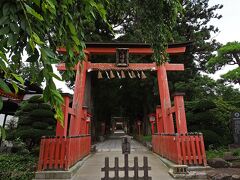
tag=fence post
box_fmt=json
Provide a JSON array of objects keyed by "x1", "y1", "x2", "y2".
[
  {"x1": 38, "y1": 137, "x2": 45, "y2": 171},
  {"x1": 115, "y1": 157, "x2": 119, "y2": 180},
  {"x1": 195, "y1": 135, "x2": 202, "y2": 165},
  {"x1": 65, "y1": 137, "x2": 71, "y2": 170},
  {"x1": 124, "y1": 154, "x2": 129, "y2": 179},
  {"x1": 134, "y1": 157, "x2": 139, "y2": 180},
  {"x1": 101, "y1": 155, "x2": 151, "y2": 180},
  {"x1": 175, "y1": 135, "x2": 182, "y2": 165},
  {"x1": 199, "y1": 133, "x2": 207, "y2": 166},
  {"x1": 54, "y1": 136, "x2": 60, "y2": 169},
  {"x1": 43, "y1": 138, "x2": 50, "y2": 170},
  {"x1": 190, "y1": 135, "x2": 197, "y2": 165},
  {"x1": 143, "y1": 156, "x2": 149, "y2": 180},
  {"x1": 103, "y1": 157, "x2": 109, "y2": 180}
]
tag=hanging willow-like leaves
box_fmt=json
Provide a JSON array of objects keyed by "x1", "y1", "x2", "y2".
[
  {"x1": 0, "y1": 0, "x2": 109, "y2": 125},
  {"x1": 106, "y1": 0, "x2": 182, "y2": 64},
  {"x1": 134, "y1": 0, "x2": 182, "y2": 64},
  {"x1": 0, "y1": 0, "x2": 182, "y2": 126}
]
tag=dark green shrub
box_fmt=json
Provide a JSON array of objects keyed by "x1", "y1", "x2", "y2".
[
  {"x1": 143, "y1": 135, "x2": 152, "y2": 142},
  {"x1": 20, "y1": 103, "x2": 51, "y2": 111},
  {"x1": 28, "y1": 95, "x2": 43, "y2": 103},
  {"x1": 232, "y1": 148, "x2": 240, "y2": 157},
  {"x1": 32, "y1": 122, "x2": 49, "y2": 129},
  {"x1": 206, "y1": 147, "x2": 227, "y2": 159},
  {"x1": 9, "y1": 95, "x2": 55, "y2": 150},
  {"x1": 29, "y1": 109, "x2": 55, "y2": 117},
  {"x1": 0, "y1": 153, "x2": 37, "y2": 180},
  {"x1": 202, "y1": 130, "x2": 221, "y2": 149}
]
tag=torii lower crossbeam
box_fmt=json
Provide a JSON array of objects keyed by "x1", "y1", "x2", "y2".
[{"x1": 56, "y1": 62, "x2": 184, "y2": 72}]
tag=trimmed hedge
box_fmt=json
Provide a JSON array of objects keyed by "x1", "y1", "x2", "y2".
[
  {"x1": 29, "y1": 109, "x2": 55, "y2": 117},
  {"x1": 8, "y1": 95, "x2": 55, "y2": 149}
]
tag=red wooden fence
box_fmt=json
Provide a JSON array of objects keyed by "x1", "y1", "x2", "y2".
[
  {"x1": 38, "y1": 135, "x2": 91, "y2": 171},
  {"x1": 152, "y1": 133, "x2": 207, "y2": 166}
]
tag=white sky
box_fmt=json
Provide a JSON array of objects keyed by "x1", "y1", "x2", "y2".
[
  {"x1": 209, "y1": 0, "x2": 240, "y2": 44},
  {"x1": 202, "y1": 0, "x2": 240, "y2": 85}
]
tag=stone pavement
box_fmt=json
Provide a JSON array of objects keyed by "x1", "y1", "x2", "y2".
[
  {"x1": 95, "y1": 137, "x2": 147, "y2": 152},
  {"x1": 73, "y1": 138, "x2": 173, "y2": 180}
]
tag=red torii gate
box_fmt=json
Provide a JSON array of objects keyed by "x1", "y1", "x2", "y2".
[
  {"x1": 55, "y1": 42, "x2": 188, "y2": 135},
  {"x1": 37, "y1": 42, "x2": 206, "y2": 172}
]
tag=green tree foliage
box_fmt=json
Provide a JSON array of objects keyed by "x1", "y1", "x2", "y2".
[
  {"x1": 92, "y1": 0, "x2": 239, "y2": 149},
  {"x1": 0, "y1": 0, "x2": 108, "y2": 124},
  {"x1": 0, "y1": 0, "x2": 183, "y2": 125},
  {"x1": 86, "y1": 0, "x2": 182, "y2": 62},
  {"x1": 175, "y1": 75, "x2": 240, "y2": 147},
  {"x1": 8, "y1": 95, "x2": 55, "y2": 149},
  {"x1": 167, "y1": 1, "x2": 240, "y2": 147},
  {"x1": 168, "y1": 0, "x2": 223, "y2": 89},
  {"x1": 123, "y1": 0, "x2": 182, "y2": 62},
  {"x1": 173, "y1": 0, "x2": 222, "y2": 69},
  {"x1": 207, "y1": 41, "x2": 240, "y2": 84}
]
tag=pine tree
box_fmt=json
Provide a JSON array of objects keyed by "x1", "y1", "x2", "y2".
[
  {"x1": 10, "y1": 95, "x2": 55, "y2": 149},
  {"x1": 207, "y1": 41, "x2": 240, "y2": 84}
]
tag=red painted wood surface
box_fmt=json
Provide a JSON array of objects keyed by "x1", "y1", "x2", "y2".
[
  {"x1": 69, "y1": 62, "x2": 81, "y2": 135},
  {"x1": 157, "y1": 94, "x2": 187, "y2": 134},
  {"x1": 56, "y1": 95, "x2": 70, "y2": 136},
  {"x1": 157, "y1": 65, "x2": 174, "y2": 133},
  {"x1": 88, "y1": 62, "x2": 156, "y2": 71},
  {"x1": 173, "y1": 95, "x2": 188, "y2": 134},
  {"x1": 57, "y1": 46, "x2": 186, "y2": 55},
  {"x1": 37, "y1": 135, "x2": 91, "y2": 171},
  {"x1": 156, "y1": 106, "x2": 164, "y2": 134},
  {"x1": 152, "y1": 133, "x2": 207, "y2": 166},
  {"x1": 69, "y1": 57, "x2": 88, "y2": 136},
  {"x1": 164, "y1": 63, "x2": 184, "y2": 71},
  {"x1": 76, "y1": 60, "x2": 88, "y2": 135},
  {"x1": 48, "y1": 42, "x2": 207, "y2": 171},
  {"x1": 56, "y1": 62, "x2": 184, "y2": 72}
]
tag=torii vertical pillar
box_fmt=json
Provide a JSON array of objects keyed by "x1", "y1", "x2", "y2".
[
  {"x1": 173, "y1": 92, "x2": 188, "y2": 134},
  {"x1": 69, "y1": 55, "x2": 88, "y2": 136},
  {"x1": 157, "y1": 64, "x2": 175, "y2": 133},
  {"x1": 156, "y1": 105, "x2": 164, "y2": 133}
]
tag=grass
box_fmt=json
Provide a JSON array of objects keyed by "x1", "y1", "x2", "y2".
[
  {"x1": 232, "y1": 148, "x2": 240, "y2": 157},
  {"x1": 143, "y1": 135, "x2": 152, "y2": 142},
  {"x1": 206, "y1": 148, "x2": 227, "y2": 159},
  {"x1": 206, "y1": 147, "x2": 240, "y2": 159}
]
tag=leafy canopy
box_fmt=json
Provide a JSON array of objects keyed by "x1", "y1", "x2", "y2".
[
  {"x1": 0, "y1": 0, "x2": 108, "y2": 124},
  {"x1": 0, "y1": 0, "x2": 183, "y2": 125},
  {"x1": 207, "y1": 41, "x2": 240, "y2": 84}
]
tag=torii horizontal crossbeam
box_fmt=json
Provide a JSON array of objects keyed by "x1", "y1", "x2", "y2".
[
  {"x1": 57, "y1": 47, "x2": 186, "y2": 55},
  {"x1": 56, "y1": 62, "x2": 184, "y2": 71},
  {"x1": 57, "y1": 41, "x2": 190, "y2": 55}
]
